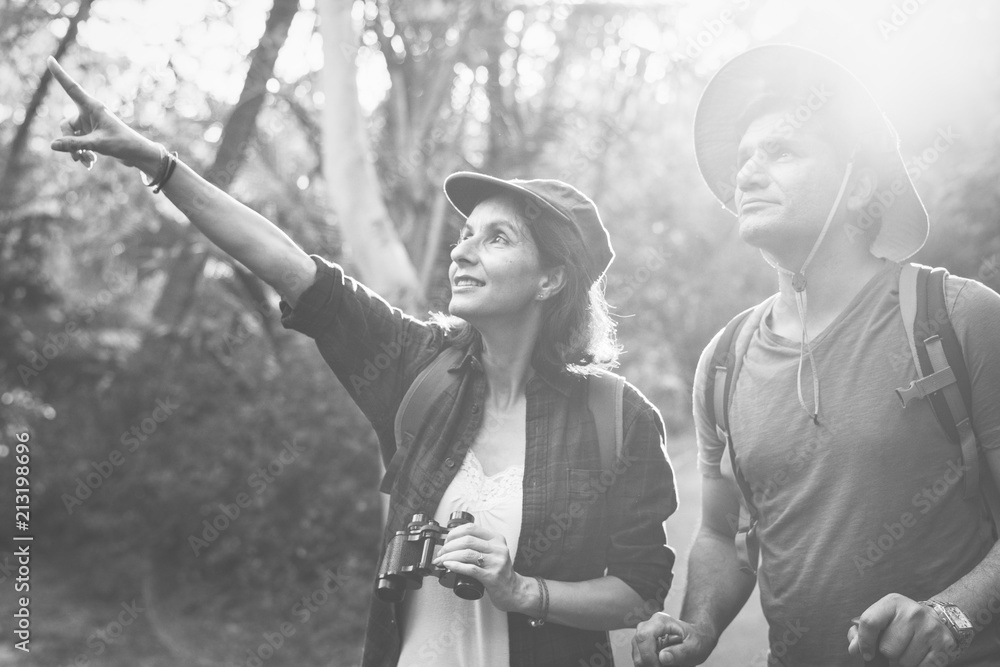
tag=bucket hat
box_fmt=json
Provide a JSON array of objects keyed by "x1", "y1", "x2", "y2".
[
  {"x1": 443, "y1": 171, "x2": 615, "y2": 282},
  {"x1": 693, "y1": 44, "x2": 928, "y2": 261}
]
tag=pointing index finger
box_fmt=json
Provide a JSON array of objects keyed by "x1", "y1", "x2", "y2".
[{"x1": 46, "y1": 56, "x2": 95, "y2": 108}]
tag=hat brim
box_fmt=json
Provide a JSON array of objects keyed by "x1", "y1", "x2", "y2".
[{"x1": 694, "y1": 44, "x2": 928, "y2": 262}]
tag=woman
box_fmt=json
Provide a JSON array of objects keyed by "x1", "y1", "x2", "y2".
[{"x1": 47, "y1": 56, "x2": 677, "y2": 666}]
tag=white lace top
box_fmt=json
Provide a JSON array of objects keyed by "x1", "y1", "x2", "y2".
[{"x1": 397, "y1": 450, "x2": 524, "y2": 666}]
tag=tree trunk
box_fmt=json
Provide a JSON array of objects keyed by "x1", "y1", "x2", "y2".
[
  {"x1": 0, "y1": 0, "x2": 95, "y2": 209},
  {"x1": 150, "y1": 0, "x2": 300, "y2": 327},
  {"x1": 317, "y1": 0, "x2": 421, "y2": 314}
]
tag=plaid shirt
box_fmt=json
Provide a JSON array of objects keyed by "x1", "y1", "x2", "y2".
[{"x1": 280, "y1": 256, "x2": 677, "y2": 667}]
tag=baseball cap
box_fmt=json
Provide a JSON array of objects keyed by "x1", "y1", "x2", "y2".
[
  {"x1": 693, "y1": 44, "x2": 928, "y2": 262},
  {"x1": 443, "y1": 171, "x2": 615, "y2": 283}
]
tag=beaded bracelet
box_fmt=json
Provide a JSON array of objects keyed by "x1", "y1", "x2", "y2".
[{"x1": 528, "y1": 576, "x2": 549, "y2": 627}]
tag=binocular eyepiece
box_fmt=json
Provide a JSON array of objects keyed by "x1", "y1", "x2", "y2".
[{"x1": 375, "y1": 511, "x2": 485, "y2": 603}]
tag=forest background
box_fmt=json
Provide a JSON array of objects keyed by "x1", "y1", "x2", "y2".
[{"x1": 1, "y1": 0, "x2": 999, "y2": 665}]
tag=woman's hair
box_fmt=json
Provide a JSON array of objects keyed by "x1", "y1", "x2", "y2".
[{"x1": 432, "y1": 195, "x2": 620, "y2": 375}]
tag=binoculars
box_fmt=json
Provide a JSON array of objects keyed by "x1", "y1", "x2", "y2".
[{"x1": 375, "y1": 511, "x2": 485, "y2": 603}]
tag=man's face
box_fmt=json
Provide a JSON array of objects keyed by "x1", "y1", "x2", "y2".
[{"x1": 733, "y1": 110, "x2": 847, "y2": 258}]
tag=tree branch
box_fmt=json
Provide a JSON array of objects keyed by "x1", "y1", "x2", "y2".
[
  {"x1": 150, "y1": 0, "x2": 300, "y2": 328},
  {"x1": 0, "y1": 0, "x2": 95, "y2": 208}
]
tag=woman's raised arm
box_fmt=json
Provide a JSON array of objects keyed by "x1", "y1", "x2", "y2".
[{"x1": 46, "y1": 57, "x2": 316, "y2": 305}]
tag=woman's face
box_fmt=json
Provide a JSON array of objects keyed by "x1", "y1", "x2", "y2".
[{"x1": 447, "y1": 196, "x2": 556, "y2": 325}]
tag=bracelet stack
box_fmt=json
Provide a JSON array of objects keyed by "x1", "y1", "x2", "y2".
[
  {"x1": 528, "y1": 576, "x2": 549, "y2": 628},
  {"x1": 140, "y1": 143, "x2": 179, "y2": 194}
]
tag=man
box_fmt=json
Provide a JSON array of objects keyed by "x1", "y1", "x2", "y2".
[{"x1": 633, "y1": 45, "x2": 1000, "y2": 666}]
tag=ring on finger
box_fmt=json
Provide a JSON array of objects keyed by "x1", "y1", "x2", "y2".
[{"x1": 475, "y1": 551, "x2": 485, "y2": 568}]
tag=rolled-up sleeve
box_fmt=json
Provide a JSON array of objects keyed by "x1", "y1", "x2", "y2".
[
  {"x1": 950, "y1": 277, "x2": 1000, "y2": 452},
  {"x1": 693, "y1": 328, "x2": 727, "y2": 479},
  {"x1": 278, "y1": 255, "x2": 443, "y2": 457},
  {"x1": 604, "y1": 385, "x2": 677, "y2": 605}
]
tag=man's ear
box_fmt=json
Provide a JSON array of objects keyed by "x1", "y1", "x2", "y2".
[
  {"x1": 845, "y1": 166, "x2": 879, "y2": 213},
  {"x1": 536, "y1": 265, "x2": 567, "y2": 301}
]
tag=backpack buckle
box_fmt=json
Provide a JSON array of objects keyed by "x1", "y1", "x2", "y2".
[{"x1": 895, "y1": 366, "x2": 956, "y2": 407}]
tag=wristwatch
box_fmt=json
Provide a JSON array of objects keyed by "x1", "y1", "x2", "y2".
[{"x1": 920, "y1": 599, "x2": 974, "y2": 654}]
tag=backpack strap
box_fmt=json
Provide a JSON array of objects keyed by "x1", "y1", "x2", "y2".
[
  {"x1": 588, "y1": 371, "x2": 625, "y2": 473},
  {"x1": 386, "y1": 350, "x2": 628, "y2": 496},
  {"x1": 896, "y1": 265, "x2": 960, "y2": 407},
  {"x1": 921, "y1": 267, "x2": 978, "y2": 501},
  {"x1": 382, "y1": 345, "x2": 465, "y2": 493},
  {"x1": 896, "y1": 264, "x2": 1000, "y2": 538},
  {"x1": 704, "y1": 295, "x2": 778, "y2": 576},
  {"x1": 896, "y1": 265, "x2": 976, "y2": 498}
]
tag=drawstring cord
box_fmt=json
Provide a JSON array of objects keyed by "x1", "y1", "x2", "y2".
[{"x1": 761, "y1": 158, "x2": 856, "y2": 424}]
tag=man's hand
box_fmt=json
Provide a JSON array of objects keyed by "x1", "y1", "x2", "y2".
[
  {"x1": 46, "y1": 56, "x2": 160, "y2": 173},
  {"x1": 848, "y1": 593, "x2": 958, "y2": 666},
  {"x1": 632, "y1": 612, "x2": 715, "y2": 666}
]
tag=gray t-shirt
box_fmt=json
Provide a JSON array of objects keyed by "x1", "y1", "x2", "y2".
[{"x1": 694, "y1": 261, "x2": 1000, "y2": 665}]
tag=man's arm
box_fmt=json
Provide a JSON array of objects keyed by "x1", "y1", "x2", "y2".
[
  {"x1": 851, "y1": 278, "x2": 1000, "y2": 664},
  {"x1": 633, "y1": 474, "x2": 756, "y2": 666},
  {"x1": 850, "y1": 451, "x2": 1000, "y2": 665},
  {"x1": 681, "y1": 476, "x2": 759, "y2": 640},
  {"x1": 47, "y1": 57, "x2": 316, "y2": 304}
]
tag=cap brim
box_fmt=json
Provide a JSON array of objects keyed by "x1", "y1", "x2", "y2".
[
  {"x1": 694, "y1": 44, "x2": 928, "y2": 262},
  {"x1": 443, "y1": 172, "x2": 569, "y2": 225}
]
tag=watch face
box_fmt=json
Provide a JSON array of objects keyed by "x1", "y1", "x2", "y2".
[
  {"x1": 945, "y1": 605, "x2": 973, "y2": 632},
  {"x1": 939, "y1": 603, "x2": 975, "y2": 653}
]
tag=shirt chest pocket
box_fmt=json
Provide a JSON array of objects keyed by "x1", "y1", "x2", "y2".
[{"x1": 559, "y1": 468, "x2": 610, "y2": 558}]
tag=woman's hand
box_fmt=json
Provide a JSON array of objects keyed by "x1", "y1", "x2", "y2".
[
  {"x1": 433, "y1": 522, "x2": 535, "y2": 614},
  {"x1": 46, "y1": 56, "x2": 161, "y2": 174},
  {"x1": 632, "y1": 612, "x2": 715, "y2": 666}
]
